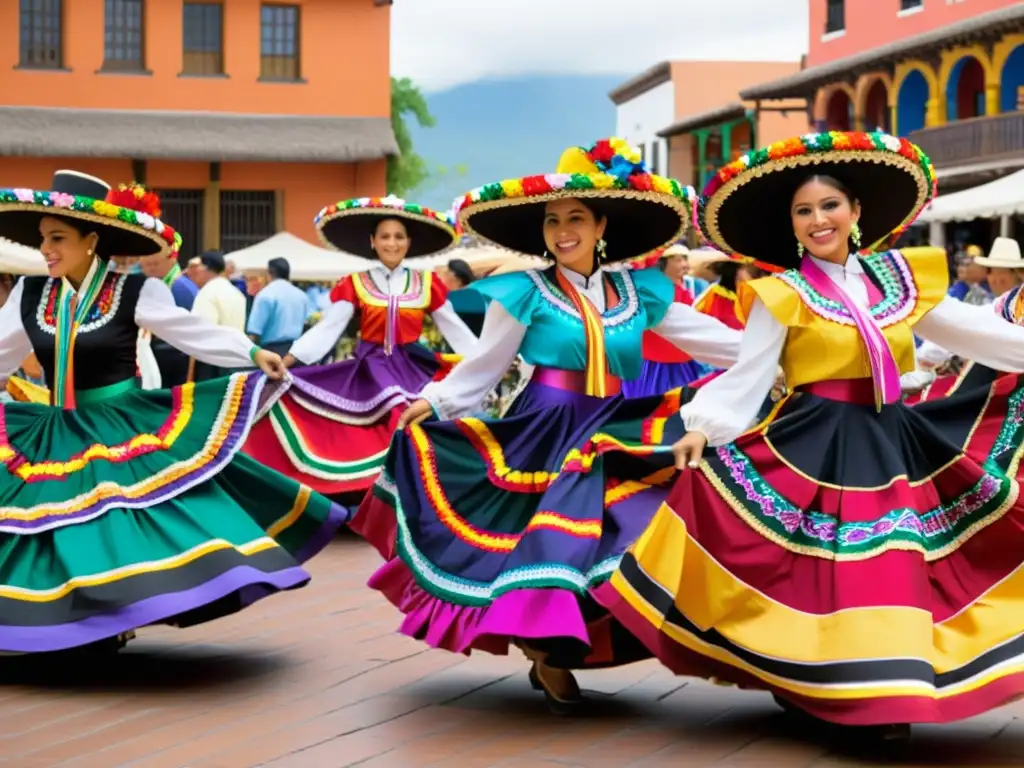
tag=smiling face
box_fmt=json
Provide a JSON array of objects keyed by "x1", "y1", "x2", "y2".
[
  {"x1": 542, "y1": 197, "x2": 607, "y2": 275},
  {"x1": 370, "y1": 218, "x2": 410, "y2": 270},
  {"x1": 38, "y1": 215, "x2": 99, "y2": 283},
  {"x1": 790, "y1": 176, "x2": 861, "y2": 264}
]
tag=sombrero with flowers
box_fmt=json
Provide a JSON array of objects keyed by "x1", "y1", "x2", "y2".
[
  {"x1": 453, "y1": 137, "x2": 695, "y2": 262},
  {"x1": 314, "y1": 195, "x2": 456, "y2": 258},
  {"x1": 698, "y1": 130, "x2": 937, "y2": 271},
  {"x1": 0, "y1": 171, "x2": 179, "y2": 258}
]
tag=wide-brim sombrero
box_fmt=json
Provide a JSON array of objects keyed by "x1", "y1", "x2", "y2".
[
  {"x1": 314, "y1": 195, "x2": 457, "y2": 259},
  {"x1": 453, "y1": 138, "x2": 695, "y2": 262},
  {"x1": 698, "y1": 131, "x2": 937, "y2": 271},
  {"x1": 0, "y1": 171, "x2": 177, "y2": 258}
]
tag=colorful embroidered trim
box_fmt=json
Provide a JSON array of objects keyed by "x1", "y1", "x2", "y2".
[
  {"x1": 705, "y1": 385, "x2": 1024, "y2": 561},
  {"x1": 0, "y1": 384, "x2": 194, "y2": 481},
  {"x1": 314, "y1": 196, "x2": 454, "y2": 233},
  {"x1": 267, "y1": 402, "x2": 389, "y2": 481},
  {"x1": 529, "y1": 268, "x2": 638, "y2": 328},
  {"x1": 703, "y1": 131, "x2": 936, "y2": 201},
  {"x1": 39, "y1": 273, "x2": 123, "y2": 334},
  {"x1": 453, "y1": 137, "x2": 695, "y2": 222},
  {"x1": 777, "y1": 251, "x2": 917, "y2": 328},
  {"x1": 0, "y1": 373, "x2": 261, "y2": 535},
  {"x1": 408, "y1": 426, "x2": 603, "y2": 552},
  {"x1": 553, "y1": 269, "x2": 611, "y2": 397},
  {"x1": 0, "y1": 188, "x2": 179, "y2": 251}
]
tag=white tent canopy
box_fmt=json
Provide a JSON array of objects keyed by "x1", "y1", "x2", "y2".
[
  {"x1": 0, "y1": 237, "x2": 46, "y2": 275},
  {"x1": 404, "y1": 243, "x2": 523, "y2": 272},
  {"x1": 225, "y1": 232, "x2": 366, "y2": 281},
  {"x1": 917, "y1": 169, "x2": 1024, "y2": 223}
]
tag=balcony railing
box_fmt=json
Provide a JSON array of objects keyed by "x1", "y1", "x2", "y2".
[{"x1": 909, "y1": 111, "x2": 1024, "y2": 169}]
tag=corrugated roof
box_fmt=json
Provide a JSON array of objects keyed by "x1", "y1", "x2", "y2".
[{"x1": 0, "y1": 106, "x2": 399, "y2": 162}]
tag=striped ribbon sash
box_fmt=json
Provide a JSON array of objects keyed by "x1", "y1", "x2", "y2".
[
  {"x1": 554, "y1": 269, "x2": 614, "y2": 398},
  {"x1": 53, "y1": 263, "x2": 109, "y2": 409},
  {"x1": 799, "y1": 257, "x2": 901, "y2": 411}
]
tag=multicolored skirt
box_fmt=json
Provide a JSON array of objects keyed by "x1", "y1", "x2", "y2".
[
  {"x1": 242, "y1": 341, "x2": 457, "y2": 501},
  {"x1": 0, "y1": 374, "x2": 346, "y2": 653},
  {"x1": 596, "y1": 376, "x2": 1024, "y2": 726},
  {"x1": 352, "y1": 374, "x2": 697, "y2": 668},
  {"x1": 622, "y1": 359, "x2": 708, "y2": 399}
]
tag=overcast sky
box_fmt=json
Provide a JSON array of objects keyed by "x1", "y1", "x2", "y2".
[{"x1": 391, "y1": 0, "x2": 809, "y2": 92}]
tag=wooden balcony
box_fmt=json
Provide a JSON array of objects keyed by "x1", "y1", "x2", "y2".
[{"x1": 909, "y1": 111, "x2": 1024, "y2": 170}]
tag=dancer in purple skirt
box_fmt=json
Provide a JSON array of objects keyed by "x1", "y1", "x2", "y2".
[
  {"x1": 242, "y1": 196, "x2": 477, "y2": 512},
  {"x1": 350, "y1": 138, "x2": 744, "y2": 713}
]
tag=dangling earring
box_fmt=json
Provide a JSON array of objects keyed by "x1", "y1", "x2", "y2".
[
  {"x1": 851, "y1": 222, "x2": 862, "y2": 249},
  {"x1": 797, "y1": 242, "x2": 805, "y2": 258},
  {"x1": 597, "y1": 239, "x2": 607, "y2": 260}
]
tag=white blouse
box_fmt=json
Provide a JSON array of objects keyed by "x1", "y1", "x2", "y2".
[
  {"x1": 682, "y1": 254, "x2": 1024, "y2": 446},
  {"x1": 0, "y1": 277, "x2": 258, "y2": 381},
  {"x1": 288, "y1": 265, "x2": 478, "y2": 365},
  {"x1": 421, "y1": 264, "x2": 744, "y2": 421}
]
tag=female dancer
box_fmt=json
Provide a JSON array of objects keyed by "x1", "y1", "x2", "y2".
[
  {"x1": 352, "y1": 138, "x2": 744, "y2": 712},
  {"x1": 0, "y1": 171, "x2": 345, "y2": 654},
  {"x1": 595, "y1": 131, "x2": 1024, "y2": 741},
  {"x1": 242, "y1": 196, "x2": 477, "y2": 508},
  {"x1": 621, "y1": 245, "x2": 708, "y2": 398}
]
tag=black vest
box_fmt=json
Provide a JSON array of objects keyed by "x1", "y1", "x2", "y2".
[{"x1": 20, "y1": 273, "x2": 145, "y2": 391}]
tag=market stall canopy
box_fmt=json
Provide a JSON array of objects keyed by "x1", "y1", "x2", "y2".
[
  {"x1": 404, "y1": 243, "x2": 526, "y2": 273},
  {"x1": 917, "y1": 169, "x2": 1024, "y2": 223},
  {"x1": 226, "y1": 232, "x2": 365, "y2": 281},
  {"x1": 0, "y1": 237, "x2": 46, "y2": 275}
]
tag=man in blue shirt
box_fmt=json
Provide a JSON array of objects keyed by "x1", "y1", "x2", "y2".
[{"x1": 246, "y1": 257, "x2": 312, "y2": 356}]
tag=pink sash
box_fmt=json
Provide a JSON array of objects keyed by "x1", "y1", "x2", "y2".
[{"x1": 799, "y1": 257, "x2": 901, "y2": 411}]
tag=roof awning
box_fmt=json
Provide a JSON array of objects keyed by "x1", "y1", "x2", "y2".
[
  {"x1": 658, "y1": 103, "x2": 749, "y2": 138},
  {"x1": 916, "y1": 169, "x2": 1024, "y2": 223},
  {"x1": 739, "y1": 5, "x2": 1024, "y2": 100},
  {"x1": 0, "y1": 106, "x2": 398, "y2": 163}
]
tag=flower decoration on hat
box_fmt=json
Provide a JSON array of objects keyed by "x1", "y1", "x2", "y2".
[
  {"x1": 697, "y1": 130, "x2": 937, "y2": 270},
  {"x1": 313, "y1": 194, "x2": 457, "y2": 258},
  {"x1": 104, "y1": 182, "x2": 181, "y2": 257}
]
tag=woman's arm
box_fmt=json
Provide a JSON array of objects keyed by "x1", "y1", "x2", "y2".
[
  {"x1": 651, "y1": 302, "x2": 743, "y2": 369},
  {"x1": 679, "y1": 299, "x2": 785, "y2": 446},
  {"x1": 0, "y1": 280, "x2": 34, "y2": 381},
  {"x1": 287, "y1": 300, "x2": 356, "y2": 365},
  {"x1": 420, "y1": 302, "x2": 526, "y2": 420},
  {"x1": 135, "y1": 279, "x2": 258, "y2": 368},
  {"x1": 429, "y1": 301, "x2": 478, "y2": 356},
  {"x1": 915, "y1": 296, "x2": 1024, "y2": 372}
]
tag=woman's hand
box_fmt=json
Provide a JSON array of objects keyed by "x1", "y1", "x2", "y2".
[
  {"x1": 281, "y1": 353, "x2": 298, "y2": 369},
  {"x1": 254, "y1": 349, "x2": 287, "y2": 380},
  {"x1": 672, "y1": 431, "x2": 708, "y2": 470},
  {"x1": 770, "y1": 367, "x2": 788, "y2": 402},
  {"x1": 396, "y1": 399, "x2": 434, "y2": 430}
]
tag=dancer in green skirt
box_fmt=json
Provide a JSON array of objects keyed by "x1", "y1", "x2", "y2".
[{"x1": 0, "y1": 170, "x2": 347, "y2": 654}]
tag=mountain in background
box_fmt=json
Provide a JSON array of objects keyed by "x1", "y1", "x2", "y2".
[{"x1": 409, "y1": 74, "x2": 628, "y2": 211}]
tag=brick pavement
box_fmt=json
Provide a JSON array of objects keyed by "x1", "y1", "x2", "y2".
[{"x1": 0, "y1": 533, "x2": 1020, "y2": 767}]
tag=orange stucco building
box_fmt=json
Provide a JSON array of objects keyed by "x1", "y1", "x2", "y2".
[
  {"x1": 0, "y1": 0, "x2": 397, "y2": 259},
  {"x1": 610, "y1": 61, "x2": 806, "y2": 193}
]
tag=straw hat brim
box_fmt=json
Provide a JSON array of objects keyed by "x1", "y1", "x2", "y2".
[
  {"x1": 459, "y1": 189, "x2": 690, "y2": 262},
  {"x1": 316, "y1": 208, "x2": 456, "y2": 259},
  {"x1": 0, "y1": 204, "x2": 170, "y2": 257}
]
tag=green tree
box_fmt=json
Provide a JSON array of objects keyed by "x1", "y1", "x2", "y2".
[{"x1": 387, "y1": 76, "x2": 436, "y2": 197}]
